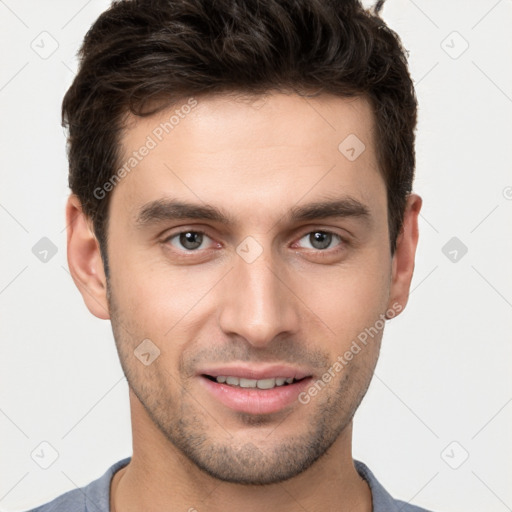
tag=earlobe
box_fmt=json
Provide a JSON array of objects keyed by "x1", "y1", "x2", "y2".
[
  {"x1": 387, "y1": 193, "x2": 422, "y2": 315},
  {"x1": 66, "y1": 194, "x2": 110, "y2": 320}
]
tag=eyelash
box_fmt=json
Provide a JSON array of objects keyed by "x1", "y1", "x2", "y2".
[{"x1": 161, "y1": 229, "x2": 347, "y2": 259}]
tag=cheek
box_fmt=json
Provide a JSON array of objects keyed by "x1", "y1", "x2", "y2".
[
  {"x1": 110, "y1": 248, "x2": 186, "y2": 315},
  {"x1": 109, "y1": 255, "x2": 222, "y2": 355},
  {"x1": 292, "y1": 256, "x2": 391, "y2": 343}
]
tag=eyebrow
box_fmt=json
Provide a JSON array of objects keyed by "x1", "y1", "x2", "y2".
[{"x1": 134, "y1": 196, "x2": 370, "y2": 228}]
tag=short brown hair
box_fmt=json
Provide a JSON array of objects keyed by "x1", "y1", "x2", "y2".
[{"x1": 62, "y1": 0, "x2": 417, "y2": 276}]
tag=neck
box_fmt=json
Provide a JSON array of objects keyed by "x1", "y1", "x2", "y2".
[{"x1": 111, "y1": 392, "x2": 372, "y2": 512}]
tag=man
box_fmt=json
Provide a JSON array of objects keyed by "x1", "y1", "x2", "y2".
[{"x1": 27, "y1": 0, "x2": 433, "y2": 510}]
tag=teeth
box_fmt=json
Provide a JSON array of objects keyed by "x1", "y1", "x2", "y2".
[
  {"x1": 239, "y1": 378, "x2": 257, "y2": 388},
  {"x1": 256, "y1": 378, "x2": 276, "y2": 389},
  {"x1": 215, "y1": 376, "x2": 296, "y2": 389}
]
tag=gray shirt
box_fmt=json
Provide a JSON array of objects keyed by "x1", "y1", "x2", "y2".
[{"x1": 24, "y1": 457, "x2": 435, "y2": 511}]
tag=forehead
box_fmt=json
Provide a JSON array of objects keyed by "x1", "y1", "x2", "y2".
[{"x1": 111, "y1": 92, "x2": 384, "y2": 226}]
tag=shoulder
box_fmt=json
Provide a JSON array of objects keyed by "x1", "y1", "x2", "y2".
[
  {"x1": 22, "y1": 457, "x2": 131, "y2": 512},
  {"x1": 354, "y1": 459, "x2": 438, "y2": 512}
]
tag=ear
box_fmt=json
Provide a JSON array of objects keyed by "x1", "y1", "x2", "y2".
[
  {"x1": 387, "y1": 193, "x2": 422, "y2": 316},
  {"x1": 66, "y1": 194, "x2": 110, "y2": 320}
]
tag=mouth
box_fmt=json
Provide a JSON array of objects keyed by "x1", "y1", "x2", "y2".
[{"x1": 197, "y1": 365, "x2": 313, "y2": 415}]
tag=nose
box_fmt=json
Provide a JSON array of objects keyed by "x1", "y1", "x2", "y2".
[{"x1": 217, "y1": 241, "x2": 300, "y2": 348}]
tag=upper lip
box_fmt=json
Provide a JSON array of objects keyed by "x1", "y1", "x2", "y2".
[{"x1": 199, "y1": 364, "x2": 312, "y2": 381}]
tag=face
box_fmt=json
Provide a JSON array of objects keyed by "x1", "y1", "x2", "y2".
[{"x1": 69, "y1": 91, "x2": 420, "y2": 485}]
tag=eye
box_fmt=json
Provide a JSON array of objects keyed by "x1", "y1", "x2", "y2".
[
  {"x1": 162, "y1": 229, "x2": 346, "y2": 260},
  {"x1": 164, "y1": 230, "x2": 214, "y2": 252},
  {"x1": 296, "y1": 231, "x2": 343, "y2": 251}
]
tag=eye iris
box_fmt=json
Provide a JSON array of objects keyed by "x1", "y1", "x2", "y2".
[
  {"x1": 180, "y1": 232, "x2": 203, "y2": 250},
  {"x1": 310, "y1": 231, "x2": 331, "y2": 250}
]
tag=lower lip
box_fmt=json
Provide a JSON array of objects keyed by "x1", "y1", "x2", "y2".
[{"x1": 199, "y1": 376, "x2": 312, "y2": 415}]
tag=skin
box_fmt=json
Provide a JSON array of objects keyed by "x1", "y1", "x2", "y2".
[{"x1": 66, "y1": 91, "x2": 421, "y2": 512}]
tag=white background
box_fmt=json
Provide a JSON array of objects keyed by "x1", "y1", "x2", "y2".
[{"x1": 0, "y1": 1, "x2": 511, "y2": 511}]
